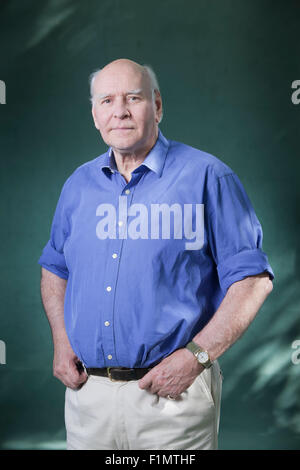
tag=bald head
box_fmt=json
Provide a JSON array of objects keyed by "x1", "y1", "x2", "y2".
[{"x1": 98, "y1": 59, "x2": 146, "y2": 81}]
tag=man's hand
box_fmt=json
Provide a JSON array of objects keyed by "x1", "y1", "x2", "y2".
[
  {"x1": 138, "y1": 348, "x2": 203, "y2": 398},
  {"x1": 53, "y1": 339, "x2": 88, "y2": 390}
]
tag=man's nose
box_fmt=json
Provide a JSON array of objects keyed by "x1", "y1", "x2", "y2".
[{"x1": 113, "y1": 99, "x2": 130, "y2": 119}]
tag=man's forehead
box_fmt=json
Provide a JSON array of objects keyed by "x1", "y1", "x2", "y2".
[{"x1": 93, "y1": 65, "x2": 148, "y2": 94}]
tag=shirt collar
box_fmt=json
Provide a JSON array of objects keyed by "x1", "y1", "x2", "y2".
[{"x1": 100, "y1": 129, "x2": 169, "y2": 178}]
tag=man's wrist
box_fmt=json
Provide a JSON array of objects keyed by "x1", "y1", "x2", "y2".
[
  {"x1": 182, "y1": 347, "x2": 204, "y2": 375},
  {"x1": 185, "y1": 341, "x2": 213, "y2": 369}
]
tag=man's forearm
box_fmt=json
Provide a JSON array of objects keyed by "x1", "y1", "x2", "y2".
[
  {"x1": 138, "y1": 272, "x2": 273, "y2": 397},
  {"x1": 193, "y1": 272, "x2": 273, "y2": 361},
  {"x1": 40, "y1": 267, "x2": 87, "y2": 388},
  {"x1": 40, "y1": 267, "x2": 68, "y2": 344}
]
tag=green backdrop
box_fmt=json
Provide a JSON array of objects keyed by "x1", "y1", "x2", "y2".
[{"x1": 0, "y1": 0, "x2": 300, "y2": 450}]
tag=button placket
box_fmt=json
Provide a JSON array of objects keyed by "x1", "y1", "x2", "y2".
[
  {"x1": 101, "y1": 176, "x2": 142, "y2": 366},
  {"x1": 101, "y1": 183, "x2": 136, "y2": 366},
  {"x1": 100, "y1": 239, "x2": 119, "y2": 365},
  {"x1": 100, "y1": 201, "x2": 124, "y2": 365}
]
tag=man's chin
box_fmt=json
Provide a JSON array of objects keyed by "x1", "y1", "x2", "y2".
[{"x1": 107, "y1": 136, "x2": 141, "y2": 153}]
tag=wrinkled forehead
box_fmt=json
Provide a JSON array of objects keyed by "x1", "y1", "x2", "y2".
[{"x1": 92, "y1": 65, "x2": 151, "y2": 97}]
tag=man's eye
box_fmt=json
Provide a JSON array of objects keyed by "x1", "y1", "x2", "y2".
[
  {"x1": 101, "y1": 99, "x2": 111, "y2": 104},
  {"x1": 129, "y1": 96, "x2": 139, "y2": 101}
]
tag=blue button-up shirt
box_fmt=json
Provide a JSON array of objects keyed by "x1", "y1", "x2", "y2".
[{"x1": 38, "y1": 130, "x2": 274, "y2": 368}]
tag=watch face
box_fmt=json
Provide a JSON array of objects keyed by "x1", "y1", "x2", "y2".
[{"x1": 196, "y1": 351, "x2": 209, "y2": 363}]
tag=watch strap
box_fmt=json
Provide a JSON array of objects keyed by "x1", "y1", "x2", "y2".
[
  {"x1": 185, "y1": 341, "x2": 212, "y2": 368},
  {"x1": 186, "y1": 341, "x2": 203, "y2": 355}
]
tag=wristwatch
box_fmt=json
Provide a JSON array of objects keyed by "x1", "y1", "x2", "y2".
[{"x1": 185, "y1": 341, "x2": 213, "y2": 369}]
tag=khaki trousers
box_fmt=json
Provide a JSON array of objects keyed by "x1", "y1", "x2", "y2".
[{"x1": 65, "y1": 361, "x2": 222, "y2": 450}]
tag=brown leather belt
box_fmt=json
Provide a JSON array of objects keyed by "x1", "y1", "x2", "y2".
[{"x1": 86, "y1": 367, "x2": 151, "y2": 381}]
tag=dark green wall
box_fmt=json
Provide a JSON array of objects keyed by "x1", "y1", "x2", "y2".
[{"x1": 0, "y1": 0, "x2": 299, "y2": 450}]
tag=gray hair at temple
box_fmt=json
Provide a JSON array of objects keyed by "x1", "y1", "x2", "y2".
[{"x1": 88, "y1": 64, "x2": 163, "y2": 122}]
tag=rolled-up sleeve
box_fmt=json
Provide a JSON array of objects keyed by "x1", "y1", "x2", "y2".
[
  {"x1": 206, "y1": 171, "x2": 274, "y2": 293},
  {"x1": 38, "y1": 180, "x2": 70, "y2": 280}
]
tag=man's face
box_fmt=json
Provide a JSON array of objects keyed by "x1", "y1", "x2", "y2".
[{"x1": 91, "y1": 61, "x2": 162, "y2": 155}]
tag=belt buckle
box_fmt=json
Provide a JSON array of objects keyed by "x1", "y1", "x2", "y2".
[{"x1": 107, "y1": 367, "x2": 116, "y2": 382}]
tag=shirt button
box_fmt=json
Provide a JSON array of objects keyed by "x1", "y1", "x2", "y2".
[
  {"x1": 104, "y1": 321, "x2": 110, "y2": 326},
  {"x1": 118, "y1": 221, "x2": 123, "y2": 227},
  {"x1": 125, "y1": 189, "x2": 130, "y2": 195},
  {"x1": 107, "y1": 354, "x2": 112, "y2": 360},
  {"x1": 112, "y1": 253, "x2": 118, "y2": 259},
  {"x1": 106, "y1": 286, "x2": 112, "y2": 292}
]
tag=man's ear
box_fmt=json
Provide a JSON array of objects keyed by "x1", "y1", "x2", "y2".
[
  {"x1": 154, "y1": 90, "x2": 163, "y2": 124},
  {"x1": 91, "y1": 105, "x2": 99, "y2": 130}
]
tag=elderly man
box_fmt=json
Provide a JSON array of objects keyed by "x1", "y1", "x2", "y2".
[{"x1": 38, "y1": 58, "x2": 274, "y2": 450}]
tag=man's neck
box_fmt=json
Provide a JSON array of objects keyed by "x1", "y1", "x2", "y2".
[{"x1": 112, "y1": 132, "x2": 158, "y2": 183}]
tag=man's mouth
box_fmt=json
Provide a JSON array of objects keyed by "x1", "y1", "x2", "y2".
[{"x1": 111, "y1": 127, "x2": 134, "y2": 131}]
